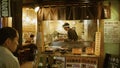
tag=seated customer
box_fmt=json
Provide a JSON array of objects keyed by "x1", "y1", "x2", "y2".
[
  {"x1": 0, "y1": 27, "x2": 20, "y2": 68},
  {"x1": 22, "y1": 43, "x2": 37, "y2": 61},
  {"x1": 25, "y1": 34, "x2": 36, "y2": 44}
]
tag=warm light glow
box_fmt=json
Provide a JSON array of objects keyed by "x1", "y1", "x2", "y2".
[
  {"x1": 22, "y1": 8, "x2": 37, "y2": 25},
  {"x1": 84, "y1": 20, "x2": 88, "y2": 25},
  {"x1": 56, "y1": 20, "x2": 67, "y2": 34},
  {"x1": 26, "y1": 17, "x2": 30, "y2": 22},
  {"x1": 35, "y1": 6, "x2": 40, "y2": 12},
  {"x1": 32, "y1": 19, "x2": 37, "y2": 24}
]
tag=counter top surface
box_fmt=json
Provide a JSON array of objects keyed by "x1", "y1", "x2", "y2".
[{"x1": 42, "y1": 51, "x2": 98, "y2": 58}]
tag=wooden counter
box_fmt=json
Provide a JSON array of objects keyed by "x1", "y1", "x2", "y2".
[{"x1": 39, "y1": 52, "x2": 99, "y2": 68}]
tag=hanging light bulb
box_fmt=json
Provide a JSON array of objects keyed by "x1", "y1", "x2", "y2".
[{"x1": 34, "y1": 6, "x2": 40, "y2": 12}]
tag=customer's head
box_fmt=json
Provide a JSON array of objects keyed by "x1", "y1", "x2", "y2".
[
  {"x1": 63, "y1": 23, "x2": 70, "y2": 31},
  {"x1": 0, "y1": 27, "x2": 19, "y2": 52},
  {"x1": 30, "y1": 34, "x2": 34, "y2": 38}
]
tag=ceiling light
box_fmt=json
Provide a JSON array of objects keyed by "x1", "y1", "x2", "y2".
[{"x1": 34, "y1": 6, "x2": 40, "y2": 12}]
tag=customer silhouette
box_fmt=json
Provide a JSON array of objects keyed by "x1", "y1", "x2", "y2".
[{"x1": 0, "y1": 27, "x2": 20, "y2": 68}]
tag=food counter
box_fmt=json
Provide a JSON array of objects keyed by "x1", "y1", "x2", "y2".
[
  {"x1": 38, "y1": 51, "x2": 98, "y2": 68},
  {"x1": 38, "y1": 40, "x2": 98, "y2": 68}
]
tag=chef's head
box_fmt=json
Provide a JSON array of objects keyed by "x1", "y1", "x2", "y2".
[{"x1": 63, "y1": 23, "x2": 70, "y2": 31}]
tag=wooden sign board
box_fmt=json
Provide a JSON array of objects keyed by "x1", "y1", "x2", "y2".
[
  {"x1": 104, "y1": 21, "x2": 120, "y2": 43},
  {"x1": 0, "y1": 0, "x2": 11, "y2": 17}
]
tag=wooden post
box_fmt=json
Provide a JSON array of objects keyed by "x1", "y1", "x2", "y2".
[{"x1": 11, "y1": 0, "x2": 22, "y2": 46}]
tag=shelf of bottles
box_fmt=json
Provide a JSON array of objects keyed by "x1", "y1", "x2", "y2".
[{"x1": 107, "y1": 56, "x2": 120, "y2": 68}]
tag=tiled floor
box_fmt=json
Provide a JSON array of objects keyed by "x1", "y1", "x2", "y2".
[{"x1": 20, "y1": 61, "x2": 33, "y2": 68}]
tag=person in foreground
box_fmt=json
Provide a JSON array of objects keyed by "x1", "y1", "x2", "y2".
[{"x1": 0, "y1": 27, "x2": 20, "y2": 68}]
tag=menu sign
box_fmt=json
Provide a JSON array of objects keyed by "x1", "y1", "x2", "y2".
[
  {"x1": 0, "y1": 0, "x2": 11, "y2": 17},
  {"x1": 104, "y1": 21, "x2": 120, "y2": 43}
]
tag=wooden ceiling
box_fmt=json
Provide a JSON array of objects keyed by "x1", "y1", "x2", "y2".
[
  {"x1": 23, "y1": 0, "x2": 104, "y2": 8},
  {"x1": 23, "y1": 0, "x2": 35, "y2": 4}
]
